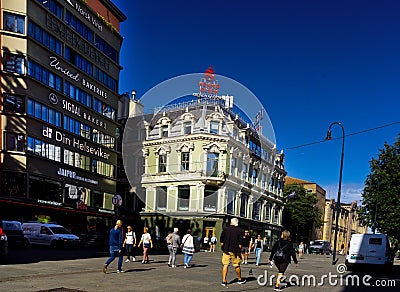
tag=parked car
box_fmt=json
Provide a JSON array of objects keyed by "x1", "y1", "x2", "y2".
[
  {"x1": 1, "y1": 220, "x2": 25, "y2": 248},
  {"x1": 345, "y1": 233, "x2": 393, "y2": 270},
  {"x1": 22, "y1": 222, "x2": 80, "y2": 248},
  {"x1": 308, "y1": 240, "x2": 332, "y2": 255},
  {"x1": 0, "y1": 221, "x2": 9, "y2": 259}
]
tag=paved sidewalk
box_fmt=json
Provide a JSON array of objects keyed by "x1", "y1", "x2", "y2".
[{"x1": 0, "y1": 252, "x2": 399, "y2": 291}]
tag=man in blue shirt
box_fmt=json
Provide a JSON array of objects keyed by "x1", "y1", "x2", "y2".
[{"x1": 103, "y1": 219, "x2": 124, "y2": 273}]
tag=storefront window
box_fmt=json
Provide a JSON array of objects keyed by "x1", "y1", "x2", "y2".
[
  {"x1": 29, "y1": 176, "x2": 62, "y2": 203},
  {"x1": 2, "y1": 172, "x2": 26, "y2": 197}
]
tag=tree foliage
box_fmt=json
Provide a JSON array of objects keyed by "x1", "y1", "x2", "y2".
[
  {"x1": 358, "y1": 136, "x2": 400, "y2": 243},
  {"x1": 282, "y1": 183, "x2": 323, "y2": 242}
]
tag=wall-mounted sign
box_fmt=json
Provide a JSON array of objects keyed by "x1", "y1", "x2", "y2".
[
  {"x1": 43, "y1": 126, "x2": 111, "y2": 160},
  {"x1": 112, "y1": 194, "x2": 122, "y2": 206},
  {"x1": 82, "y1": 78, "x2": 107, "y2": 99},
  {"x1": 37, "y1": 199, "x2": 62, "y2": 207},
  {"x1": 193, "y1": 66, "x2": 220, "y2": 98},
  {"x1": 61, "y1": 99, "x2": 107, "y2": 130},
  {"x1": 49, "y1": 93, "x2": 58, "y2": 105},
  {"x1": 65, "y1": 0, "x2": 103, "y2": 32},
  {"x1": 49, "y1": 56, "x2": 79, "y2": 82},
  {"x1": 57, "y1": 167, "x2": 99, "y2": 185}
]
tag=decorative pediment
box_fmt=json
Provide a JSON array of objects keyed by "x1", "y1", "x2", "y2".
[
  {"x1": 176, "y1": 142, "x2": 194, "y2": 152},
  {"x1": 206, "y1": 112, "x2": 223, "y2": 121},
  {"x1": 181, "y1": 113, "x2": 194, "y2": 121},
  {"x1": 203, "y1": 142, "x2": 226, "y2": 153},
  {"x1": 154, "y1": 145, "x2": 171, "y2": 155},
  {"x1": 156, "y1": 116, "x2": 171, "y2": 125}
]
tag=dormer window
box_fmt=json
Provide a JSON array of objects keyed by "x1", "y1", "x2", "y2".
[
  {"x1": 210, "y1": 121, "x2": 219, "y2": 134},
  {"x1": 183, "y1": 122, "x2": 192, "y2": 135},
  {"x1": 161, "y1": 125, "x2": 168, "y2": 138}
]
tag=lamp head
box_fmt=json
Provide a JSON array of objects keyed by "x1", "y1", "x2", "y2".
[{"x1": 326, "y1": 129, "x2": 332, "y2": 140}]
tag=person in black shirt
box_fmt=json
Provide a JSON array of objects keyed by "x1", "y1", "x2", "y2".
[
  {"x1": 220, "y1": 218, "x2": 246, "y2": 286},
  {"x1": 268, "y1": 230, "x2": 298, "y2": 291},
  {"x1": 241, "y1": 230, "x2": 252, "y2": 264}
]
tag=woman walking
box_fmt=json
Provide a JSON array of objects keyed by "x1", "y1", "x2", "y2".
[
  {"x1": 268, "y1": 230, "x2": 298, "y2": 291},
  {"x1": 138, "y1": 227, "x2": 153, "y2": 264},
  {"x1": 123, "y1": 226, "x2": 136, "y2": 262},
  {"x1": 181, "y1": 229, "x2": 195, "y2": 268},
  {"x1": 298, "y1": 242, "x2": 304, "y2": 259},
  {"x1": 253, "y1": 234, "x2": 264, "y2": 266}
]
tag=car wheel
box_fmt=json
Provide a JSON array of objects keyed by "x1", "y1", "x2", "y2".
[
  {"x1": 51, "y1": 241, "x2": 58, "y2": 248},
  {"x1": 24, "y1": 238, "x2": 30, "y2": 248}
]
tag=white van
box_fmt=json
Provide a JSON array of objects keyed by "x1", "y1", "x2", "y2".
[
  {"x1": 22, "y1": 222, "x2": 80, "y2": 248},
  {"x1": 345, "y1": 233, "x2": 393, "y2": 269}
]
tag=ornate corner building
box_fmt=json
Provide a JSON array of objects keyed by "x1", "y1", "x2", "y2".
[
  {"x1": 0, "y1": 0, "x2": 128, "y2": 235},
  {"x1": 125, "y1": 91, "x2": 286, "y2": 246}
]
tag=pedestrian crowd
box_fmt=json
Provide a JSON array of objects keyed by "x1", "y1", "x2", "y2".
[{"x1": 102, "y1": 219, "x2": 300, "y2": 290}]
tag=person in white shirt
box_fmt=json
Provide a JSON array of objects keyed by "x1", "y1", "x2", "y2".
[
  {"x1": 123, "y1": 226, "x2": 136, "y2": 262},
  {"x1": 210, "y1": 235, "x2": 217, "y2": 252},
  {"x1": 138, "y1": 227, "x2": 153, "y2": 264}
]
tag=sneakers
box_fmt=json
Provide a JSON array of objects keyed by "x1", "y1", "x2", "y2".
[
  {"x1": 274, "y1": 287, "x2": 283, "y2": 291},
  {"x1": 171, "y1": 265, "x2": 176, "y2": 268},
  {"x1": 237, "y1": 279, "x2": 246, "y2": 285},
  {"x1": 132, "y1": 257, "x2": 136, "y2": 262},
  {"x1": 102, "y1": 264, "x2": 107, "y2": 274},
  {"x1": 117, "y1": 270, "x2": 125, "y2": 273},
  {"x1": 221, "y1": 282, "x2": 227, "y2": 287},
  {"x1": 142, "y1": 260, "x2": 145, "y2": 264},
  {"x1": 125, "y1": 259, "x2": 130, "y2": 262}
]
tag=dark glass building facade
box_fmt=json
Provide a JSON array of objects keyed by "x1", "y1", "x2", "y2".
[{"x1": 1, "y1": 0, "x2": 128, "y2": 238}]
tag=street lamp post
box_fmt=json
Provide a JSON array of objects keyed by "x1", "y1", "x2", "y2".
[{"x1": 326, "y1": 121, "x2": 345, "y2": 265}]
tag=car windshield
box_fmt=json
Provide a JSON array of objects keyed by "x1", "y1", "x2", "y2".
[
  {"x1": 49, "y1": 227, "x2": 71, "y2": 234},
  {"x1": 313, "y1": 241, "x2": 324, "y2": 245}
]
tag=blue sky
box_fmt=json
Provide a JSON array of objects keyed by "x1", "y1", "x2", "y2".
[{"x1": 113, "y1": 0, "x2": 400, "y2": 204}]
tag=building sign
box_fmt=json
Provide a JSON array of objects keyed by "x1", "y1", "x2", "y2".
[
  {"x1": 76, "y1": 200, "x2": 87, "y2": 210},
  {"x1": 252, "y1": 108, "x2": 264, "y2": 132},
  {"x1": 46, "y1": 15, "x2": 110, "y2": 71},
  {"x1": 43, "y1": 126, "x2": 111, "y2": 160},
  {"x1": 112, "y1": 194, "x2": 122, "y2": 206},
  {"x1": 57, "y1": 167, "x2": 99, "y2": 185},
  {"x1": 37, "y1": 199, "x2": 62, "y2": 207},
  {"x1": 82, "y1": 78, "x2": 108, "y2": 99},
  {"x1": 193, "y1": 66, "x2": 221, "y2": 98},
  {"x1": 65, "y1": 0, "x2": 103, "y2": 32},
  {"x1": 49, "y1": 56, "x2": 80, "y2": 82},
  {"x1": 48, "y1": 93, "x2": 108, "y2": 130}
]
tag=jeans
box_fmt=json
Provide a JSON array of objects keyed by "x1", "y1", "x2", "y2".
[
  {"x1": 183, "y1": 252, "x2": 193, "y2": 265},
  {"x1": 255, "y1": 248, "x2": 262, "y2": 265},
  {"x1": 105, "y1": 246, "x2": 123, "y2": 270},
  {"x1": 168, "y1": 245, "x2": 178, "y2": 265}
]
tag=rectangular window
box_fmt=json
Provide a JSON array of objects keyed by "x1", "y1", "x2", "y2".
[
  {"x1": 159, "y1": 154, "x2": 167, "y2": 172},
  {"x1": 227, "y1": 190, "x2": 235, "y2": 215},
  {"x1": 4, "y1": 12, "x2": 25, "y2": 34},
  {"x1": 242, "y1": 163, "x2": 248, "y2": 180},
  {"x1": 28, "y1": 21, "x2": 63, "y2": 56},
  {"x1": 261, "y1": 174, "x2": 266, "y2": 188},
  {"x1": 156, "y1": 186, "x2": 167, "y2": 211},
  {"x1": 210, "y1": 121, "x2": 219, "y2": 134},
  {"x1": 181, "y1": 152, "x2": 190, "y2": 171},
  {"x1": 4, "y1": 53, "x2": 25, "y2": 74},
  {"x1": 204, "y1": 186, "x2": 218, "y2": 212},
  {"x1": 252, "y1": 200, "x2": 261, "y2": 220},
  {"x1": 161, "y1": 125, "x2": 168, "y2": 138},
  {"x1": 274, "y1": 207, "x2": 280, "y2": 224},
  {"x1": 240, "y1": 193, "x2": 248, "y2": 218},
  {"x1": 206, "y1": 153, "x2": 219, "y2": 177},
  {"x1": 183, "y1": 122, "x2": 192, "y2": 135},
  {"x1": 4, "y1": 133, "x2": 25, "y2": 152},
  {"x1": 252, "y1": 169, "x2": 258, "y2": 184},
  {"x1": 230, "y1": 158, "x2": 236, "y2": 176},
  {"x1": 265, "y1": 203, "x2": 271, "y2": 222},
  {"x1": 3, "y1": 93, "x2": 24, "y2": 113},
  {"x1": 178, "y1": 185, "x2": 190, "y2": 211}
]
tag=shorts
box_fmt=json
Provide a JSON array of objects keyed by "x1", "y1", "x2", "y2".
[
  {"x1": 241, "y1": 247, "x2": 250, "y2": 253},
  {"x1": 222, "y1": 252, "x2": 241, "y2": 267},
  {"x1": 275, "y1": 261, "x2": 289, "y2": 273}
]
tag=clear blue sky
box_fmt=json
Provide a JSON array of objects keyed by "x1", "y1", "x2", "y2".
[{"x1": 113, "y1": 0, "x2": 400, "y2": 204}]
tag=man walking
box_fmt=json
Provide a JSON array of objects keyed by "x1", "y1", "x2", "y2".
[
  {"x1": 220, "y1": 218, "x2": 246, "y2": 286},
  {"x1": 103, "y1": 219, "x2": 125, "y2": 273},
  {"x1": 241, "y1": 230, "x2": 252, "y2": 264}
]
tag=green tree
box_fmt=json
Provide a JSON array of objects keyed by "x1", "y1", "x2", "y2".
[
  {"x1": 358, "y1": 136, "x2": 400, "y2": 243},
  {"x1": 282, "y1": 183, "x2": 323, "y2": 243}
]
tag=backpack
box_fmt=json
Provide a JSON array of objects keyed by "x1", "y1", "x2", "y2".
[{"x1": 273, "y1": 241, "x2": 288, "y2": 260}]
